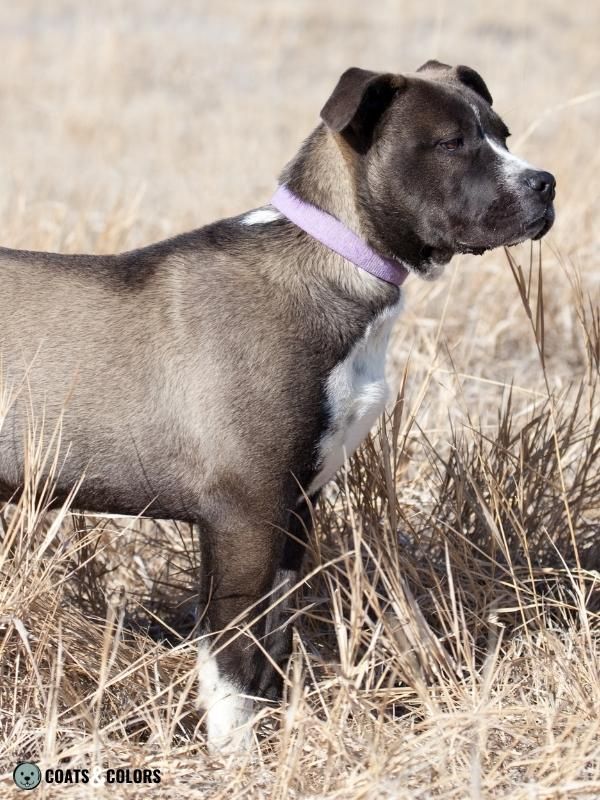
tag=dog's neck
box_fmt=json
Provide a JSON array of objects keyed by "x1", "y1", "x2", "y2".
[
  {"x1": 279, "y1": 125, "x2": 368, "y2": 240},
  {"x1": 279, "y1": 124, "x2": 451, "y2": 280},
  {"x1": 272, "y1": 126, "x2": 400, "y2": 314}
]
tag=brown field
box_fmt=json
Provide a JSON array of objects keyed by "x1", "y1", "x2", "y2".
[{"x1": 1, "y1": 1, "x2": 599, "y2": 797}]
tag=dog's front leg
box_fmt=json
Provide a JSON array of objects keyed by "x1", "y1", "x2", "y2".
[{"x1": 197, "y1": 514, "x2": 280, "y2": 752}]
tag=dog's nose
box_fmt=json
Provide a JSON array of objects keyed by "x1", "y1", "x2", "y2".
[{"x1": 523, "y1": 169, "x2": 556, "y2": 202}]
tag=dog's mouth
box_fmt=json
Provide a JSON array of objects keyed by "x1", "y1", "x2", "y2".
[
  {"x1": 455, "y1": 243, "x2": 489, "y2": 256},
  {"x1": 531, "y1": 205, "x2": 555, "y2": 240},
  {"x1": 456, "y1": 205, "x2": 555, "y2": 255}
]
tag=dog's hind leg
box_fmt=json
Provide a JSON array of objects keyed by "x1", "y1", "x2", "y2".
[{"x1": 258, "y1": 492, "x2": 319, "y2": 701}]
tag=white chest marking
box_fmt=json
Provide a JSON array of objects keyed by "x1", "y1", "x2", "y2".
[{"x1": 309, "y1": 299, "x2": 403, "y2": 494}]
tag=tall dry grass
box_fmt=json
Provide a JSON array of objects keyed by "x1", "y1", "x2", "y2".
[
  {"x1": 1, "y1": 245, "x2": 599, "y2": 798},
  {"x1": 1, "y1": 1, "x2": 599, "y2": 797}
]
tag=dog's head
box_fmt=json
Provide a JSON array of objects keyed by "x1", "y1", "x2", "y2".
[{"x1": 320, "y1": 61, "x2": 555, "y2": 277}]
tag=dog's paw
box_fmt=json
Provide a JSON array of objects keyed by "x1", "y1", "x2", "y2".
[{"x1": 197, "y1": 645, "x2": 255, "y2": 753}]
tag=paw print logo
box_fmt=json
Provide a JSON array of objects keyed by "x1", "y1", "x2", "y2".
[{"x1": 13, "y1": 762, "x2": 42, "y2": 791}]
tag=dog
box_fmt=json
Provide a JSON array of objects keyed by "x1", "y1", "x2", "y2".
[{"x1": 0, "y1": 60, "x2": 555, "y2": 748}]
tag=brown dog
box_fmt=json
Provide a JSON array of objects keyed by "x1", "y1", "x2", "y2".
[{"x1": 0, "y1": 61, "x2": 555, "y2": 748}]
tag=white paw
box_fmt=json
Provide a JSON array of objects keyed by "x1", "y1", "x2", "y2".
[{"x1": 197, "y1": 645, "x2": 254, "y2": 752}]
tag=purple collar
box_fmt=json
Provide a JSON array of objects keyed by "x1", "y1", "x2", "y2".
[{"x1": 270, "y1": 184, "x2": 409, "y2": 287}]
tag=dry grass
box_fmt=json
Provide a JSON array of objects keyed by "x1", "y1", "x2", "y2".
[{"x1": 1, "y1": 1, "x2": 599, "y2": 797}]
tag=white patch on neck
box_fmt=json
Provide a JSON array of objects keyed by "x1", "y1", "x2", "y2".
[
  {"x1": 485, "y1": 135, "x2": 535, "y2": 183},
  {"x1": 197, "y1": 645, "x2": 254, "y2": 752},
  {"x1": 309, "y1": 298, "x2": 403, "y2": 494},
  {"x1": 241, "y1": 207, "x2": 282, "y2": 225}
]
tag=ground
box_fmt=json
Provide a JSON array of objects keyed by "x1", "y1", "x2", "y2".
[{"x1": 0, "y1": 1, "x2": 599, "y2": 797}]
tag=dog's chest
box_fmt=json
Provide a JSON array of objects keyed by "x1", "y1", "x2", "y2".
[{"x1": 309, "y1": 300, "x2": 402, "y2": 493}]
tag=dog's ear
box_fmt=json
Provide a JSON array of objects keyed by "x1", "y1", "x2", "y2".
[
  {"x1": 417, "y1": 60, "x2": 493, "y2": 106},
  {"x1": 455, "y1": 65, "x2": 493, "y2": 106},
  {"x1": 417, "y1": 59, "x2": 452, "y2": 73},
  {"x1": 320, "y1": 68, "x2": 405, "y2": 153}
]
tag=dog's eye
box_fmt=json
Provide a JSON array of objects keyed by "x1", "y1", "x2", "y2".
[{"x1": 439, "y1": 137, "x2": 464, "y2": 151}]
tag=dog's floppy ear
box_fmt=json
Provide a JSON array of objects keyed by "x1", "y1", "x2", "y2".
[
  {"x1": 417, "y1": 59, "x2": 452, "y2": 72},
  {"x1": 320, "y1": 67, "x2": 405, "y2": 153},
  {"x1": 417, "y1": 60, "x2": 493, "y2": 106},
  {"x1": 455, "y1": 65, "x2": 493, "y2": 106}
]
